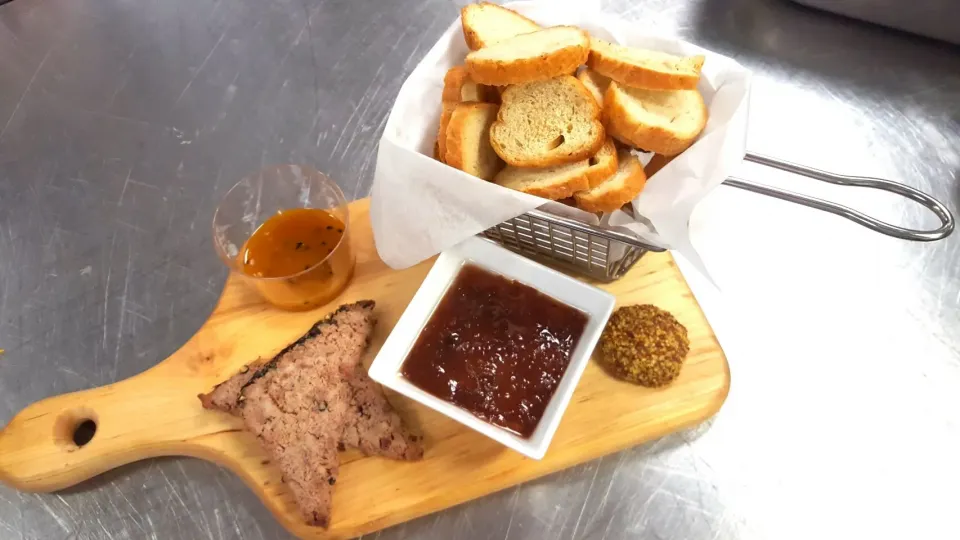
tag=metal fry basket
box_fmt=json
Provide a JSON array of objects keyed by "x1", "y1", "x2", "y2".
[
  {"x1": 482, "y1": 208, "x2": 662, "y2": 281},
  {"x1": 482, "y1": 153, "x2": 955, "y2": 282}
]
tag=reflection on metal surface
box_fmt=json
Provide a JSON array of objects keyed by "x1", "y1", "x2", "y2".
[
  {"x1": 1, "y1": 0, "x2": 959, "y2": 539},
  {"x1": 789, "y1": 0, "x2": 960, "y2": 45}
]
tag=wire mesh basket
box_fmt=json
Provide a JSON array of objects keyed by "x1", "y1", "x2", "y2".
[
  {"x1": 481, "y1": 208, "x2": 662, "y2": 282},
  {"x1": 482, "y1": 153, "x2": 955, "y2": 282}
]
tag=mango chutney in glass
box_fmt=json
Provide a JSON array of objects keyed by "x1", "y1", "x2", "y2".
[{"x1": 213, "y1": 166, "x2": 355, "y2": 311}]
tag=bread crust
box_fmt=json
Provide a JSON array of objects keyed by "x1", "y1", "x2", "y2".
[
  {"x1": 577, "y1": 67, "x2": 610, "y2": 108},
  {"x1": 465, "y1": 27, "x2": 589, "y2": 86},
  {"x1": 588, "y1": 39, "x2": 704, "y2": 91},
  {"x1": 493, "y1": 138, "x2": 616, "y2": 199},
  {"x1": 490, "y1": 76, "x2": 605, "y2": 167},
  {"x1": 574, "y1": 152, "x2": 648, "y2": 213},
  {"x1": 442, "y1": 66, "x2": 472, "y2": 102},
  {"x1": 445, "y1": 103, "x2": 502, "y2": 180},
  {"x1": 461, "y1": 2, "x2": 541, "y2": 51},
  {"x1": 496, "y1": 169, "x2": 590, "y2": 200},
  {"x1": 522, "y1": 177, "x2": 589, "y2": 200},
  {"x1": 442, "y1": 65, "x2": 497, "y2": 103},
  {"x1": 436, "y1": 102, "x2": 457, "y2": 163},
  {"x1": 602, "y1": 82, "x2": 707, "y2": 156},
  {"x1": 444, "y1": 103, "x2": 474, "y2": 169},
  {"x1": 584, "y1": 138, "x2": 618, "y2": 188}
]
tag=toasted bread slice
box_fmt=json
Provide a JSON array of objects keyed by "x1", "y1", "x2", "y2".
[
  {"x1": 461, "y1": 2, "x2": 541, "y2": 51},
  {"x1": 442, "y1": 65, "x2": 498, "y2": 103},
  {"x1": 445, "y1": 103, "x2": 503, "y2": 181},
  {"x1": 588, "y1": 39, "x2": 704, "y2": 91},
  {"x1": 436, "y1": 102, "x2": 457, "y2": 163},
  {"x1": 577, "y1": 67, "x2": 611, "y2": 108},
  {"x1": 574, "y1": 149, "x2": 647, "y2": 213},
  {"x1": 465, "y1": 26, "x2": 589, "y2": 86},
  {"x1": 494, "y1": 138, "x2": 617, "y2": 199},
  {"x1": 603, "y1": 81, "x2": 707, "y2": 156},
  {"x1": 490, "y1": 76, "x2": 605, "y2": 167},
  {"x1": 583, "y1": 137, "x2": 618, "y2": 187},
  {"x1": 494, "y1": 162, "x2": 590, "y2": 200}
]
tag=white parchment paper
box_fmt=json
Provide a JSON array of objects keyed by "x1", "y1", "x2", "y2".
[{"x1": 371, "y1": 0, "x2": 751, "y2": 279}]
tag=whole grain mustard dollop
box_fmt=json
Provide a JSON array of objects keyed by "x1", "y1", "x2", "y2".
[{"x1": 599, "y1": 304, "x2": 689, "y2": 387}]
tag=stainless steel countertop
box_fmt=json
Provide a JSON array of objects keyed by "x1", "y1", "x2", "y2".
[{"x1": 1, "y1": 0, "x2": 959, "y2": 538}]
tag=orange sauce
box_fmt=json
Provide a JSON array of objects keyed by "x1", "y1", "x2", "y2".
[{"x1": 239, "y1": 208, "x2": 354, "y2": 310}]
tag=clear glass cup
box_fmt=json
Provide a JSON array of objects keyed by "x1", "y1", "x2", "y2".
[{"x1": 212, "y1": 165, "x2": 355, "y2": 311}]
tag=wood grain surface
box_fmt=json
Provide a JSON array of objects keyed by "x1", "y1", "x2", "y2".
[{"x1": 0, "y1": 198, "x2": 729, "y2": 540}]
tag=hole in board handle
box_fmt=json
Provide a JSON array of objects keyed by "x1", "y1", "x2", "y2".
[
  {"x1": 54, "y1": 409, "x2": 98, "y2": 450},
  {"x1": 73, "y1": 420, "x2": 97, "y2": 446}
]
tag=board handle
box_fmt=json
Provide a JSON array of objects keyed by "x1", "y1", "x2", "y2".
[{"x1": 0, "y1": 370, "x2": 204, "y2": 493}]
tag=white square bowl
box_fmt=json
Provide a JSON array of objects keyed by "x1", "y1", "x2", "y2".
[{"x1": 368, "y1": 236, "x2": 615, "y2": 459}]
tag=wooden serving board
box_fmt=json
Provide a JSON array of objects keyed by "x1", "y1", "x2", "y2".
[{"x1": 0, "y1": 199, "x2": 729, "y2": 539}]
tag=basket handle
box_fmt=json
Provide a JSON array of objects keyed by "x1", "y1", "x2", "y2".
[{"x1": 724, "y1": 153, "x2": 954, "y2": 241}]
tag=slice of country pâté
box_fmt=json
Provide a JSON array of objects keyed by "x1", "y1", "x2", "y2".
[{"x1": 199, "y1": 300, "x2": 423, "y2": 528}]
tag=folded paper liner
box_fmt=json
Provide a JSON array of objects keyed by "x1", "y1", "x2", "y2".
[{"x1": 371, "y1": 0, "x2": 750, "y2": 281}]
